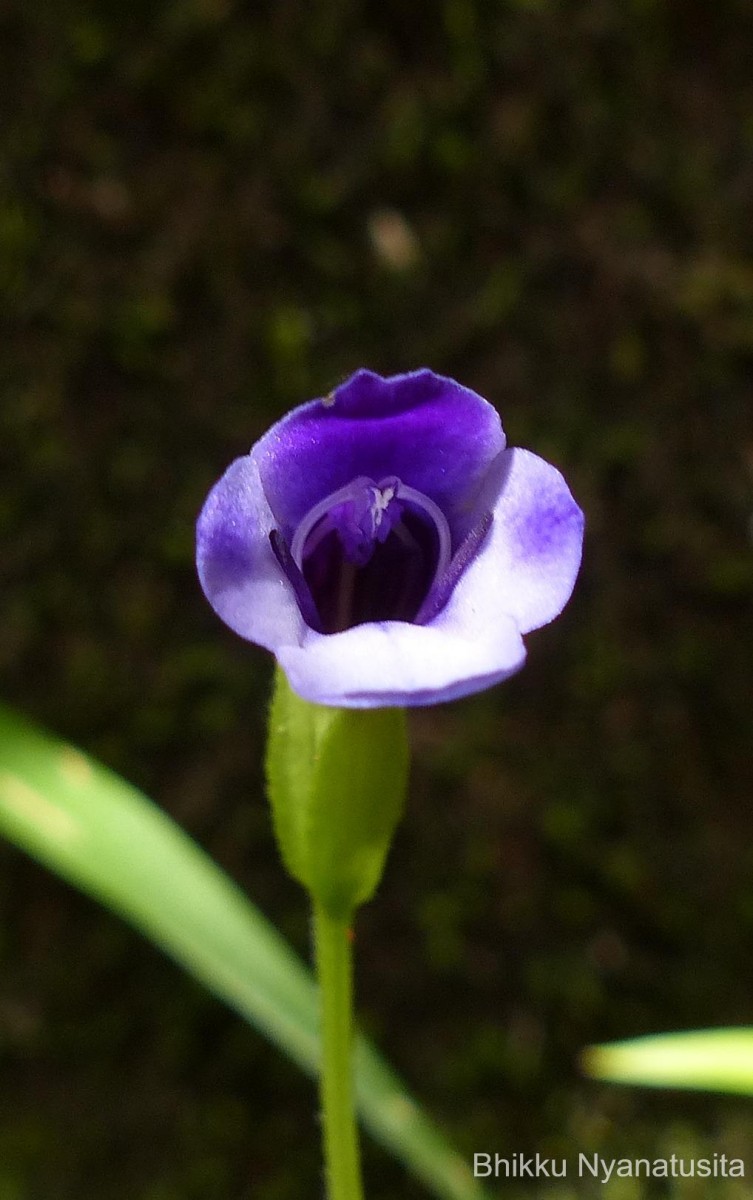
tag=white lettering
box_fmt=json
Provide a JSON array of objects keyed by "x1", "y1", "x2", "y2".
[
  {"x1": 473, "y1": 1154, "x2": 491, "y2": 1178},
  {"x1": 494, "y1": 1156, "x2": 515, "y2": 1177},
  {"x1": 477, "y1": 1150, "x2": 745, "y2": 1180},
  {"x1": 578, "y1": 1153, "x2": 601, "y2": 1179},
  {"x1": 518, "y1": 1155, "x2": 534, "y2": 1178}
]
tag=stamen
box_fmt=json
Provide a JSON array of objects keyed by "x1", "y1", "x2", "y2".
[
  {"x1": 392, "y1": 481, "x2": 451, "y2": 580},
  {"x1": 414, "y1": 511, "x2": 494, "y2": 625},
  {"x1": 289, "y1": 475, "x2": 455, "y2": 633},
  {"x1": 269, "y1": 529, "x2": 323, "y2": 632},
  {"x1": 290, "y1": 477, "x2": 399, "y2": 569},
  {"x1": 334, "y1": 560, "x2": 358, "y2": 634}
]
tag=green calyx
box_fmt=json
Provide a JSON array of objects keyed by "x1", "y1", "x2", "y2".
[{"x1": 265, "y1": 666, "x2": 409, "y2": 918}]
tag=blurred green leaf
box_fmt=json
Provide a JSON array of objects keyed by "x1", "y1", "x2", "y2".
[
  {"x1": 0, "y1": 704, "x2": 487, "y2": 1200},
  {"x1": 584, "y1": 1029, "x2": 753, "y2": 1095}
]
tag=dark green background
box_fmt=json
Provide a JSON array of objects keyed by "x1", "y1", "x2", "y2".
[{"x1": 2, "y1": 0, "x2": 753, "y2": 1196}]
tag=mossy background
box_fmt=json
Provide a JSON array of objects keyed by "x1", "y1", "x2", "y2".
[{"x1": 2, "y1": 0, "x2": 753, "y2": 1196}]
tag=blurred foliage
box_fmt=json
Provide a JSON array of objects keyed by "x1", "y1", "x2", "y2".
[{"x1": 1, "y1": 0, "x2": 753, "y2": 1196}]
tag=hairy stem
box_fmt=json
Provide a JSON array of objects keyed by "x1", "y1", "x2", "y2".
[{"x1": 313, "y1": 903, "x2": 364, "y2": 1200}]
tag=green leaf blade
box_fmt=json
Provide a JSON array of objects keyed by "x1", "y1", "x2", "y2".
[
  {"x1": 583, "y1": 1029, "x2": 753, "y2": 1095},
  {"x1": 0, "y1": 705, "x2": 487, "y2": 1200}
]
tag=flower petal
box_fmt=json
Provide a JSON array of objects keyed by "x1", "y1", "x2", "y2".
[
  {"x1": 459, "y1": 447, "x2": 584, "y2": 635},
  {"x1": 255, "y1": 369, "x2": 505, "y2": 543},
  {"x1": 276, "y1": 600, "x2": 526, "y2": 708},
  {"x1": 196, "y1": 456, "x2": 307, "y2": 650}
]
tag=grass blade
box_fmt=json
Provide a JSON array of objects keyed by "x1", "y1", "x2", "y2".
[
  {"x1": 583, "y1": 1029, "x2": 753, "y2": 1095},
  {"x1": 0, "y1": 704, "x2": 486, "y2": 1200}
]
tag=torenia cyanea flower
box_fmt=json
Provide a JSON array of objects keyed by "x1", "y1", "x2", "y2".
[{"x1": 197, "y1": 370, "x2": 584, "y2": 708}]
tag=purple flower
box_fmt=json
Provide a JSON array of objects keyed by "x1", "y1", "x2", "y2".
[{"x1": 196, "y1": 370, "x2": 584, "y2": 708}]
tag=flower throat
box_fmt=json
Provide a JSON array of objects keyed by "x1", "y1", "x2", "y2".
[{"x1": 285, "y1": 477, "x2": 451, "y2": 634}]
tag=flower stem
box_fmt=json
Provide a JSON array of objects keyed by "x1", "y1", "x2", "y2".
[{"x1": 313, "y1": 902, "x2": 364, "y2": 1200}]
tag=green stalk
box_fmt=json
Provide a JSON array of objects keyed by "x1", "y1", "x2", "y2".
[{"x1": 313, "y1": 903, "x2": 364, "y2": 1200}]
